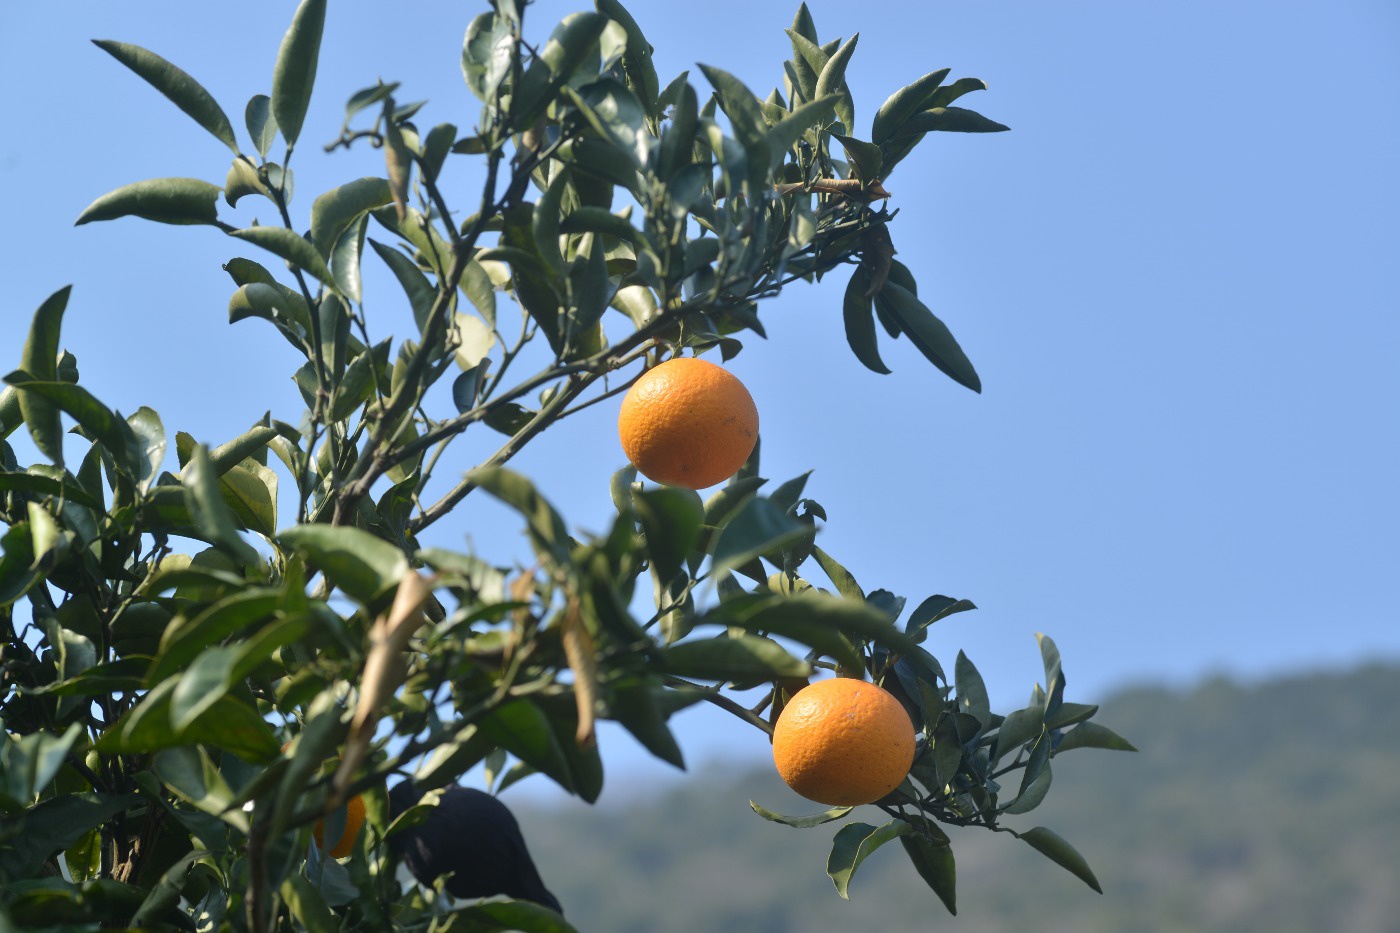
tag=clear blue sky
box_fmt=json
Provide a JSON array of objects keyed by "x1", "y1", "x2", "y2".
[{"x1": 2, "y1": 1, "x2": 1397, "y2": 796}]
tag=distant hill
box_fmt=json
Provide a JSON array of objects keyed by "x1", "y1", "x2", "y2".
[{"x1": 510, "y1": 663, "x2": 1400, "y2": 932}]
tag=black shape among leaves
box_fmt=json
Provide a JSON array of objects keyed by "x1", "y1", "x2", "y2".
[{"x1": 388, "y1": 781, "x2": 564, "y2": 915}]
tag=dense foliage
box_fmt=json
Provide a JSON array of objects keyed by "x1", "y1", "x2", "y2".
[
  {"x1": 516, "y1": 664, "x2": 1400, "y2": 932},
  {"x1": 0, "y1": 1, "x2": 1130, "y2": 929}
]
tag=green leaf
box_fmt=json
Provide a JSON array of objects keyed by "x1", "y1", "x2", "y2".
[
  {"x1": 369, "y1": 238, "x2": 435, "y2": 331},
  {"x1": 954, "y1": 650, "x2": 990, "y2": 729},
  {"x1": 469, "y1": 467, "x2": 573, "y2": 569},
  {"x1": 607, "y1": 681, "x2": 690, "y2": 770},
  {"x1": 271, "y1": 0, "x2": 327, "y2": 148},
  {"x1": 228, "y1": 282, "x2": 311, "y2": 350},
  {"x1": 901, "y1": 830, "x2": 957, "y2": 915},
  {"x1": 246, "y1": 94, "x2": 278, "y2": 158},
  {"x1": 1054, "y1": 720, "x2": 1137, "y2": 753},
  {"x1": 1018, "y1": 827, "x2": 1103, "y2": 893},
  {"x1": 277, "y1": 525, "x2": 407, "y2": 606},
  {"x1": 169, "y1": 646, "x2": 239, "y2": 732},
  {"x1": 478, "y1": 699, "x2": 576, "y2": 796},
  {"x1": 461, "y1": 12, "x2": 514, "y2": 104},
  {"x1": 831, "y1": 133, "x2": 883, "y2": 184},
  {"x1": 827, "y1": 819, "x2": 909, "y2": 899},
  {"x1": 635, "y1": 487, "x2": 703, "y2": 581},
  {"x1": 183, "y1": 445, "x2": 259, "y2": 567},
  {"x1": 2, "y1": 376, "x2": 140, "y2": 477},
  {"x1": 310, "y1": 177, "x2": 393, "y2": 258},
  {"x1": 17, "y1": 286, "x2": 70, "y2": 466},
  {"x1": 131, "y1": 849, "x2": 206, "y2": 928},
  {"x1": 229, "y1": 226, "x2": 335, "y2": 287},
  {"x1": 897, "y1": 106, "x2": 1010, "y2": 135},
  {"x1": 1045, "y1": 701, "x2": 1098, "y2": 731},
  {"x1": 1038, "y1": 631, "x2": 1066, "y2": 719},
  {"x1": 661, "y1": 634, "x2": 811, "y2": 681},
  {"x1": 877, "y1": 282, "x2": 981, "y2": 392},
  {"x1": 0, "y1": 793, "x2": 139, "y2": 879},
  {"x1": 842, "y1": 265, "x2": 889, "y2": 375},
  {"x1": 765, "y1": 96, "x2": 838, "y2": 163},
  {"x1": 698, "y1": 65, "x2": 772, "y2": 193},
  {"x1": 811, "y1": 545, "x2": 864, "y2": 602},
  {"x1": 125, "y1": 406, "x2": 165, "y2": 494},
  {"x1": 993, "y1": 708, "x2": 1043, "y2": 763},
  {"x1": 749, "y1": 800, "x2": 852, "y2": 828},
  {"x1": 225, "y1": 158, "x2": 270, "y2": 207},
  {"x1": 925, "y1": 77, "x2": 988, "y2": 111},
  {"x1": 75, "y1": 177, "x2": 221, "y2": 226},
  {"x1": 870, "y1": 68, "x2": 951, "y2": 144},
  {"x1": 93, "y1": 40, "x2": 239, "y2": 154},
  {"x1": 218, "y1": 463, "x2": 278, "y2": 536},
  {"x1": 711, "y1": 498, "x2": 806, "y2": 577},
  {"x1": 905, "y1": 594, "x2": 976, "y2": 642},
  {"x1": 0, "y1": 471, "x2": 101, "y2": 510},
  {"x1": 814, "y1": 33, "x2": 858, "y2": 102},
  {"x1": 442, "y1": 901, "x2": 577, "y2": 933},
  {"x1": 1004, "y1": 730, "x2": 1053, "y2": 814}
]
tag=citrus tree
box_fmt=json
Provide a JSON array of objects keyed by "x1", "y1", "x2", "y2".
[{"x1": 0, "y1": 1, "x2": 1134, "y2": 929}]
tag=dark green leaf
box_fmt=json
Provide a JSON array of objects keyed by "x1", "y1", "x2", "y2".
[
  {"x1": 442, "y1": 900, "x2": 577, "y2": 933},
  {"x1": 229, "y1": 226, "x2": 334, "y2": 287},
  {"x1": 925, "y1": 77, "x2": 988, "y2": 111},
  {"x1": 0, "y1": 793, "x2": 139, "y2": 879},
  {"x1": 1045, "y1": 701, "x2": 1098, "y2": 731},
  {"x1": 711, "y1": 498, "x2": 806, "y2": 577},
  {"x1": 749, "y1": 800, "x2": 852, "y2": 828},
  {"x1": 878, "y1": 282, "x2": 981, "y2": 392},
  {"x1": 832, "y1": 133, "x2": 883, "y2": 184},
  {"x1": 271, "y1": 0, "x2": 327, "y2": 147},
  {"x1": 901, "y1": 830, "x2": 957, "y2": 915},
  {"x1": 225, "y1": 158, "x2": 270, "y2": 207},
  {"x1": 0, "y1": 471, "x2": 101, "y2": 510},
  {"x1": 814, "y1": 33, "x2": 858, "y2": 103},
  {"x1": 897, "y1": 106, "x2": 1010, "y2": 135},
  {"x1": 635, "y1": 487, "x2": 703, "y2": 581},
  {"x1": 870, "y1": 69, "x2": 951, "y2": 144},
  {"x1": 661, "y1": 634, "x2": 811, "y2": 680},
  {"x1": 277, "y1": 525, "x2": 407, "y2": 606},
  {"x1": 1018, "y1": 827, "x2": 1103, "y2": 893},
  {"x1": 17, "y1": 286, "x2": 70, "y2": 465},
  {"x1": 75, "y1": 177, "x2": 221, "y2": 226},
  {"x1": 93, "y1": 40, "x2": 239, "y2": 154},
  {"x1": 1054, "y1": 720, "x2": 1137, "y2": 753},
  {"x1": 608, "y1": 681, "x2": 689, "y2": 770},
  {"x1": 1038, "y1": 631, "x2": 1066, "y2": 719},
  {"x1": 842, "y1": 265, "x2": 889, "y2": 374},
  {"x1": 228, "y1": 282, "x2": 311, "y2": 350},
  {"x1": 478, "y1": 699, "x2": 576, "y2": 796},
  {"x1": 955, "y1": 650, "x2": 991, "y2": 729},
  {"x1": 905, "y1": 594, "x2": 976, "y2": 642},
  {"x1": 993, "y1": 708, "x2": 1043, "y2": 763},
  {"x1": 3, "y1": 376, "x2": 140, "y2": 477},
  {"x1": 827, "y1": 819, "x2": 909, "y2": 899}
]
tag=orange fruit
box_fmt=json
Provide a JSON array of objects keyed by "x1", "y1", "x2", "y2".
[
  {"x1": 617, "y1": 357, "x2": 759, "y2": 490},
  {"x1": 313, "y1": 793, "x2": 367, "y2": 859},
  {"x1": 772, "y1": 677, "x2": 916, "y2": 806}
]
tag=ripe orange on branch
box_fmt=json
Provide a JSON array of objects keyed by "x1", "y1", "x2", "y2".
[
  {"x1": 772, "y1": 677, "x2": 916, "y2": 806},
  {"x1": 617, "y1": 357, "x2": 759, "y2": 490}
]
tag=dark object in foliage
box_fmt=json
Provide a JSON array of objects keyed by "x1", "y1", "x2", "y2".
[{"x1": 388, "y1": 781, "x2": 564, "y2": 915}]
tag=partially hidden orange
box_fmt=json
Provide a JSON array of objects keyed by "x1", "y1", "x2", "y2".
[
  {"x1": 313, "y1": 793, "x2": 367, "y2": 859},
  {"x1": 772, "y1": 677, "x2": 916, "y2": 806},
  {"x1": 617, "y1": 357, "x2": 758, "y2": 490}
]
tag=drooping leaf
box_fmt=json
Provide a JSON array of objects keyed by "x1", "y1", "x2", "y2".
[
  {"x1": 271, "y1": 0, "x2": 328, "y2": 147},
  {"x1": 749, "y1": 800, "x2": 852, "y2": 828},
  {"x1": 75, "y1": 178, "x2": 221, "y2": 226},
  {"x1": 842, "y1": 265, "x2": 889, "y2": 374},
  {"x1": 826, "y1": 819, "x2": 909, "y2": 899},
  {"x1": 635, "y1": 486, "x2": 703, "y2": 581},
  {"x1": 1018, "y1": 826, "x2": 1103, "y2": 893},
  {"x1": 877, "y1": 282, "x2": 981, "y2": 392},
  {"x1": 901, "y1": 830, "x2": 957, "y2": 915},
  {"x1": 93, "y1": 40, "x2": 239, "y2": 154}
]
